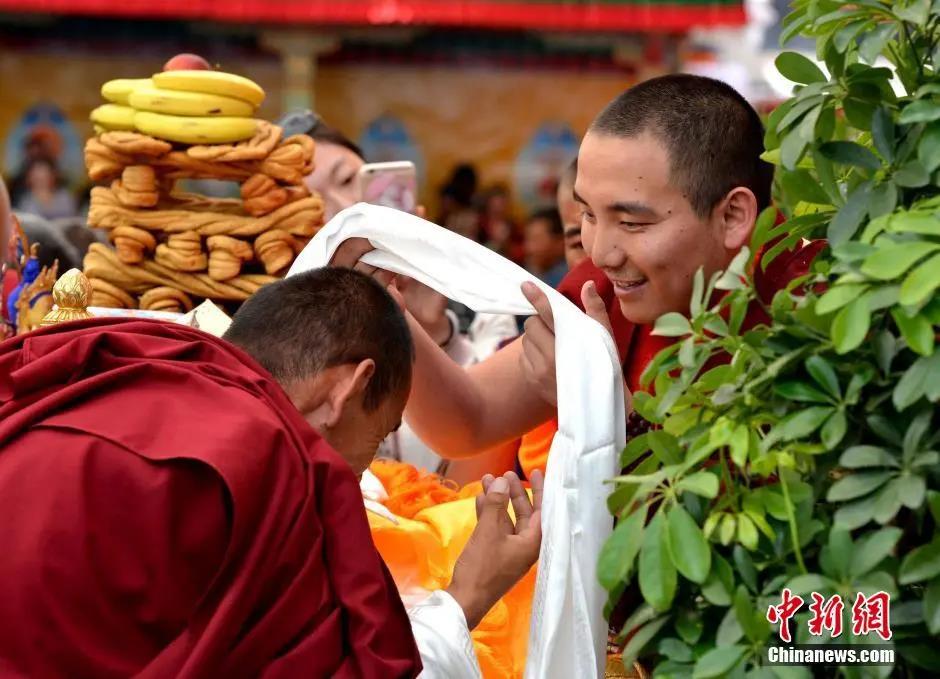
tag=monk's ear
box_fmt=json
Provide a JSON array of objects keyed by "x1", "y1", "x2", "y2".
[
  {"x1": 715, "y1": 187, "x2": 758, "y2": 252},
  {"x1": 322, "y1": 359, "x2": 376, "y2": 428}
]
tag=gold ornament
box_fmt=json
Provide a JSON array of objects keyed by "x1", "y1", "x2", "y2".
[{"x1": 40, "y1": 268, "x2": 94, "y2": 327}]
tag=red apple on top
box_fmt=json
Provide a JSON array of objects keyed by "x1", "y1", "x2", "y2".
[{"x1": 163, "y1": 54, "x2": 212, "y2": 71}]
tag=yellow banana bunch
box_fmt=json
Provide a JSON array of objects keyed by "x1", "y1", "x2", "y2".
[
  {"x1": 152, "y1": 71, "x2": 265, "y2": 107},
  {"x1": 134, "y1": 111, "x2": 259, "y2": 144},
  {"x1": 129, "y1": 84, "x2": 255, "y2": 117},
  {"x1": 101, "y1": 78, "x2": 153, "y2": 105},
  {"x1": 93, "y1": 69, "x2": 266, "y2": 144},
  {"x1": 91, "y1": 104, "x2": 137, "y2": 131}
]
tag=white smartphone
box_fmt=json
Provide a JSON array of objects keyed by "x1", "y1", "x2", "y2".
[{"x1": 358, "y1": 161, "x2": 418, "y2": 214}]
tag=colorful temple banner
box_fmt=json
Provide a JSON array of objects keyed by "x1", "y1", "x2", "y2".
[{"x1": 0, "y1": 0, "x2": 745, "y2": 32}]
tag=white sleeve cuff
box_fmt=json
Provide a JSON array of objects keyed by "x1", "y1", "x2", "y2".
[{"x1": 408, "y1": 590, "x2": 482, "y2": 679}]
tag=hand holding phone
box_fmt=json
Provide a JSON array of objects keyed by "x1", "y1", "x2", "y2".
[{"x1": 358, "y1": 161, "x2": 417, "y2": 214}]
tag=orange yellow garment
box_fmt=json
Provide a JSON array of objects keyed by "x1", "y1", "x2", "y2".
[
  {"x1": 517, "y1": 417, "x2": 557, "y2": 479},
  {"x1": 367, "y1": 460, "x2": 535, "y2": 679}
]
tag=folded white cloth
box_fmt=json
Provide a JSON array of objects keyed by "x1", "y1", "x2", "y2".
[{"x1": 288, "y1": 203, "x2": 626, "y2": 679}]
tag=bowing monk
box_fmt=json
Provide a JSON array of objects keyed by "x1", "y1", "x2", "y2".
[
  {"x1": 335, "y1": 73, "x2": 824, "y2": 469},
  {"x1": 0, "y1": 267, "x2": 541, "y2": 678}
]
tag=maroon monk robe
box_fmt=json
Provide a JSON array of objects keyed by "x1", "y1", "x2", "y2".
[{"x1": 0, "y1": 318, "x2": 421, "y2": 679}]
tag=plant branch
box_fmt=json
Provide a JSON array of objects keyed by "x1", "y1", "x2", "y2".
[{"x1": 778, "y1": 464, "x2": 808, "y2": 574}]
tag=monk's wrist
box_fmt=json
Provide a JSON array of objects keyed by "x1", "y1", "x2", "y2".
[{"x1": 445, "y1": 581, "x2": 486, "y2": 630}]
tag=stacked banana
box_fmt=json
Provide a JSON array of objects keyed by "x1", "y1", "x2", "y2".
[
  {"x1": 81, "y1": 60, "x2": 324, "y2": 314},
  {"x1": 92, "y1": 71, "x2": 265, "y2": 145}
]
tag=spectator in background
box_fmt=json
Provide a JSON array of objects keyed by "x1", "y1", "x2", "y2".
[
  {"x1": 523, "y1": 207, "x2": 568, "y2": 289},
  {"x1": 438, "y1": 163, "x2": 480, "y2": 241},
  {"x1": 556, "y1": 159, "x2": 588, "y2": 270},
  {"x1": 14, "y1": 158, "x2": 78, "y2": 222},
  {"x1": 15, "y1": 213, "x2": 84, "y2": 272},
  {"x1": 479, "y1": 184, "x2": 524, "y2": 264}
]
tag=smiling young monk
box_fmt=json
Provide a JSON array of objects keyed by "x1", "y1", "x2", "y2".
[{"x1": 337, "y1": 74, "x2": 822, "y2": 469}]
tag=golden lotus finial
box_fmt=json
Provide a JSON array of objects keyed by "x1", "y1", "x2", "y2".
[{"x1": 40, "y1": 268, "x2": 94, "y2": 327}]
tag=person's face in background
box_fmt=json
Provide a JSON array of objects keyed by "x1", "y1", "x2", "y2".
[
  {"x1": 556, "y1": 176, "x2": 586, "y2": 269},
  {"x1": 524, "y1": 217, "x2": 565, "y2": 273},
  {"x1": 26, "y1": 162, "x2": 56, "y2": 195},
  {"x1": 304, "y1": 141, "x2": 364, "y2": 222}
]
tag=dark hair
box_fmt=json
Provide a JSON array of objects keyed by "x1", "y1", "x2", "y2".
[
  {"x1": 276, "y1": 109, "x2": 365, "y2": 160},
  {"x1": 224, "y1": 268, "x2": 414, "y2": 411},
  {"x1": 528, "y1": 207, "x2": 564, "y2": 237},
  {"x1": 16, "y1": 212, "x2": 82, "y2": 271},
  {"x1": 590, "y1": 74, "x2": 773, "y2": 216}
]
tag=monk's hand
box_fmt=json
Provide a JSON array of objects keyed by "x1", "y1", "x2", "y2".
[
  {"x1": 520, "y1": 281, "x2": 558, "y2": 406},
  {"x1": 448, "y1": 470, "x2": 544, "y2": 630},
  {"x1": 581, "y1": 280, "x2": 634, "y2": 411},
  {"x1": 329, "y1": 238, "x2": 404, "y2": 307}
]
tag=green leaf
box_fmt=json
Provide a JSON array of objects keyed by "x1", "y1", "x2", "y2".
[
  {"x1": 778, "y1": 96, "x2": 825, "y2": 132},
  {"x1": 816, "y1": 284, "x2": 868, "y2": 315},
  {"x1": 715, "y1": 606, "x2": 744, "y2": 646},
  {"x1": 649, "y1": 430, "x2": 683, "y2": 465},
  {"x1": 831, "y1": 295, "x2": 870, "y2": 354},
  {"x1": 690, "y1": 267, "x2": 705, "y2": 317},
  {"x1": 765, "y1": 406, "x2": 834, "y2": 446},
  {"x1": 675, "y1": 608, "x2": 703, "y2": 645},
  {"x1": 819, "y1": 141, "x2": 882, "y2": 170},
  {"x1": 780, "y1": 129, "x2": 810, "y2": 170},
  {"x1": 892, "y1": 308, "x2": 934, "y2": 356},
  {"x1": 821, "y1": 410, "x2": 847, "y2": 449},
  {"x1": 620, "y1": 614, "x2": 671, "y2": 668},
  {"x1": 858, "y1": 22, "x2": 896, "y2": 63},
  {"x1": 925, "y1": 577, "x2": 940, "y2": 635},
  {"x1": 918, "y1": 122, "x2": 940, "y2": 172},
  {"x1": 850, "y1": 527, "x2": 903, "y2": 577},
  {"x1": 899, "y1": 538, "x2": 940, "y2": 585},
  {"x1": 874, "y1": 330, "x2": 897, "y2": 375},
  {"x1": 597, "y1": 506, "x2": 646, "y2": 590},
  {"x1": 899, "y1": 100, "x2": 940, "y2": 125},
  {"x1": 861, "y1": 240, "x2": 940, "y2": 280},
  {"x1": 773, "y1": 380, "x2": 832, "y2": 403},
  {"x1": 895, "y1": 0, "x2": 931, "y2": 24},
  {"x1": 833, "y1": 19, "x2": 869, "y2": 53},
  {"x1": 786, "y1": 573, "x2": 832, "y2": 596},
  {"x1": 781, "y1": 168, "x2": 832, "y2": 205},
  {"x1": 677, "y1": 471, "x2": 719, "y2": 499},
  {"x1": 867, "y1": 181, "x2": 898, "y2": 219},
  {"x1": 894, "y1": 356, "x2": 930, "y2": 410},
  {"x1": 895, "y1": 160, "x2": 931, "y2": 187},
  {"x1": 736, "y1": 514, "x2": 759, "y2": 551},
  {"x1": 733, "y1": 585, "x2": 763, "y2": 643},
  {"x1": 827, "y1": 184, "x2": 870, "y2": 245},
  {"x1": 827, "y1": 471, "x2": 894, "y2": 502},
  {"x1": 834, "y1": 498, "x2": 875, "y2": 530},
  {"x1": 702, "y1": 554, "x2": 734, "y2": 606},
  {"x1": 887, "y1": 211, "x2": 940, "y2": 236},
  {"x1": 693, "y1": 646, "x2": 747, "y2": 679},
  {"x1": 776, "y1": 51, "x2": 827, "y2": 85},
  {"x1": 899, "y1": 473, "x2": 927, "y2": 510},
  {"x1": 734, "y1": 545, "x2": 758, "y2": 593},
  {"x1": 639, "y1": 511, "x2": 678, "y2": 611},
  {"x1": 872, "y1": 478, "x2": 904, "y2": 524},
  {"x1": 719, "y1": 514, "x2": 737, "y2": 547},
  {"x1": 805, "y1": 355, "x2": 841, "y2": 398},
  {"x1": 929, "y1": 490, "x2": 940, "y2": 524},
  {"x1": 824, "y1": 526, "x2": 853, "y2": 580},
  {"x1": 840, "y1": 445, "x2": 900, "y2": 468},
  {"x1": 659, "y1": 638, "x2": 693, "y2": 663},
  {"x1": 899, "y1": 252, "x2": 940, "y2": 307},
  {"x1": 652, "y1": 312, "x2": 692, "y2": 337},
  {"x1": 667, "y1": 506, "x2": 711, "y2": 584},
  {"x1": 871, "y1": 106, "x2": 895, "y2": 162}
]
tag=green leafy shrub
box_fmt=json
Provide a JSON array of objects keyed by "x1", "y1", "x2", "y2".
[{"x1": 600, "y1": 2, "x2": 940, "y2": 676}]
